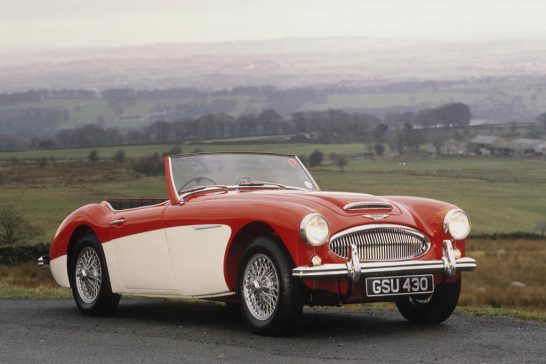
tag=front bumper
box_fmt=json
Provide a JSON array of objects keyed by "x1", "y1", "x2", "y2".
[
  {"x1": 37, "y1": 256, "x2": 50, "y2": 267},
  {"x1": 293, "y1": 240, "x2": 477, "y2": 282}
]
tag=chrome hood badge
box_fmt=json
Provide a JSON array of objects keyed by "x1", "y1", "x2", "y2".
[{"x1": 362, "y1": 214, "x2": 389, "y2": 220}]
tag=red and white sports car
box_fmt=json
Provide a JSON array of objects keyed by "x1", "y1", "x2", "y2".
[{"x1": 41, "y1": 152, "x2": 476, "y2": 335}]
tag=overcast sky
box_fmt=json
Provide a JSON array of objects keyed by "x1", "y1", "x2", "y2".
[{"x1": 1, "y1": 0, "x2": 545, "y2": 49}]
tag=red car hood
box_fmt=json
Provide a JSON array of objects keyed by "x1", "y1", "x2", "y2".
[
  {"x1": 278, "y1": 191, "x2": 403, "y2": 216},
  {"x1": 193, "y1": 190, "x2": 403, "y2": 217}
]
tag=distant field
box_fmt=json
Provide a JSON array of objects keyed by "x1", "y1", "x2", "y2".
[
  {"x1": 305, "y1": 78, "x2": 546, "y2": 116},
  {"x1": 0, "y1": 142, "x2": 369, "y2": 161},
  {"x1": 1, "y1": 142, "x2": 545, "y2": 241}
]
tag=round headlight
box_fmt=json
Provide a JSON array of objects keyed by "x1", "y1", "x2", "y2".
[
  {"x1": 444, "y1": 209, "x2": 471, "y2": 240},
  {"x1": 300, "y1": 213, "x2": 329, "y2": 246}
]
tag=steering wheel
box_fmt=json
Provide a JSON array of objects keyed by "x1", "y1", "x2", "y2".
[{"x1": 178, "y1": 177, "x2": 218, "y2": 193}]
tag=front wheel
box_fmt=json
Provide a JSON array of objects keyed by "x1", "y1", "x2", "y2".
[
  {"x1": 238, "y1": 237, "x2": 303, "y2": 336},
  {"x1": 69, "y1": 233, "x2": 120, "y2": 316},
  {"x1": 396, "y1": 278, "x2": 461, "y2": 324}
]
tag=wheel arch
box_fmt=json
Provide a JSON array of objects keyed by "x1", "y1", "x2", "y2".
[
  {"x1": 224, "y1": 221, "x2": 294, "y2": 292},
  {"x1": 66, "y1": 224, "x2": 97, "y2": 272}
]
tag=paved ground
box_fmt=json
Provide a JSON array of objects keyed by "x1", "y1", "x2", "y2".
[{"x1": 0, "y1": 299, "x2": 544, "y2": 363}]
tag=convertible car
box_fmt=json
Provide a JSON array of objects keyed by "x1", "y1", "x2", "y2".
[{"x1": 40, "y1": 152, "x2": 476, "y2": 335}]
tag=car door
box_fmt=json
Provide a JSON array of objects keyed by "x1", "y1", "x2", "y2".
[
  {"x1": 163, "y1": 203, "x2": 233, "y2": 297},
  {"x1": 107, "y1": 204, "x2": 178, "y2": 292}
]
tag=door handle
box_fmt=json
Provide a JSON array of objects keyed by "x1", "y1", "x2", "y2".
[{"x1": 109, "y1": 218, "x2": 126, "y2": 226}]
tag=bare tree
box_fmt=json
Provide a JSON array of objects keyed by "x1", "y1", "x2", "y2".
[{"x1": 334, "y1": 154, "x2": 348, "y2": 172}]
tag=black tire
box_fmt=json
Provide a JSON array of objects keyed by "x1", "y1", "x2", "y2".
[
  {"x1": 396, "y1": 279, "x2": 461, "y2": 324},
  {"x1": 237, "y1": 237, "x2": 304, "y2": 336},
  {"x1": 69, "y1": 233, "x2": 120, "y2": 316}
]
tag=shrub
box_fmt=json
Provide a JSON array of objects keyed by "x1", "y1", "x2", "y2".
[
  {"x1": 308, "y1": 150, "x2": 324, "y2": 167},
  {"x1": 0, "y1": 243, "x2": 50, "y2": 265},
  {"x1": 0, "y1": 207, "x2": 42, "y2": 246},
  {"x1": 131, "y1": 153, "x2": 164, "y2": 176}
]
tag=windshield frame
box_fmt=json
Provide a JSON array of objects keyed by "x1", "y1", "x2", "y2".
[{"x1": 165, "y1": 152, "x2": 320, "y2": 204}]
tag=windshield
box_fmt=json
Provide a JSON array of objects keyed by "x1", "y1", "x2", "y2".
[{"x1": 169, "y1": 153, "x2": 318, "y2": 193}]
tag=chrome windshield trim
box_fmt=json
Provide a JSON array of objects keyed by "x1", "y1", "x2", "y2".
[
  {"x1": 179, "y1": 185, "x2": 229, "y2": 203},
  {"x1": 169, "y1": 152, "x2": 319, "y2": 192}
]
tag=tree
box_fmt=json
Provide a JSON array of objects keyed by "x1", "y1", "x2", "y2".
[
  {"x1": 0, "y1": 207, "x2": 40, "y2": 245},
  {"x1": 333, "y1": 154, "x2": 348, "y2": 172},
  {"x1": 88, "y1": 149, "x2": 99, "y2": 164},
  {"x1": 131, "y1": 153, "x2": 164, "y2": 176},
  {"x1": 308, "y1": 150, "x2": 324, "y2": 167},
  {"x1": 112, "y1": 149, "x2": 126, "y2": 164},
  {"x1": 373, "y1": 143, "x2": 385, "y2": 156}
]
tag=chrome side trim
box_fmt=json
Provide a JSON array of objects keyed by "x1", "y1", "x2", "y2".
[{"x1": 191, "y1": 224, "x2": 222, "y2": 230}]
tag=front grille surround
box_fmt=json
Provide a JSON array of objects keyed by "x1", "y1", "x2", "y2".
[{"x1": 329, "y1": 224, "x2": 430, "y2": 261}]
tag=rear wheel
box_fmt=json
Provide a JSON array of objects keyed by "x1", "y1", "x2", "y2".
[
  {"x1": 396, "y1": 278, "x2": 461, "y2": 324},
  {"x1": 69, "y1": 233, "x2": 120, "y2": 316},
  {"x1": 238, "y1": 237, "x2": 303, "y2": 336}
]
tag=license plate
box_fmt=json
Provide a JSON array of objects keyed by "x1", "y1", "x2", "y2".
[{"x1": 365, "y1": 274, "x2": 434, "y2": 297}]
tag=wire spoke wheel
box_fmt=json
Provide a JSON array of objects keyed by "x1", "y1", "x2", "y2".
[
  {"x1": 242, "y1": 253, "x2": 280, "y2": 321},
  {"x1": 75, "y1": 247, "x2": 102, "y2": 304}
]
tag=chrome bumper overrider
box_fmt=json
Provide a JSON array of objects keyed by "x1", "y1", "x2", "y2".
[
  {"x1": 293, "y1": 240, "x2": 477, "y2": 283},
  {"x1": 37, "y1": 256, "x2": 50, "y2": 268}
]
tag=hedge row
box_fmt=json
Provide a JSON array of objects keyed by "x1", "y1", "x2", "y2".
[
  {"x1": 0, "y1": 243, "x2": 50, "y2": 265},
  {"x1": 471, "y1": 232, "x2": 545, "y2": 240}
]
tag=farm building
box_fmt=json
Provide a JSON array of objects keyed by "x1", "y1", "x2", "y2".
[{"x1": 470, "y1": 135, "x2": 546, "y2": 156}]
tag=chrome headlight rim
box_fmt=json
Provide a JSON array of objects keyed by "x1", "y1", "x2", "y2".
[
  {"x1": 300, "y1": 213, "x2": 330, "y2": 247},
  {"x1": 443, "y1": 209, "x2": 471, "y2": 240}
]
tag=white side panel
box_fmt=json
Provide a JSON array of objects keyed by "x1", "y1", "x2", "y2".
[
  {"x1": 165, "y1": 225, "x2": 231, "y2": 296},
  {"x1": 50, "y1": 255, "x2": 70, "y2": 287},
  {"x1": 102, "y1": 242, "x2": 125, "y2": 293},
  {"x1": 111, "y1": 229, "x2": 178, "y2": 290}
]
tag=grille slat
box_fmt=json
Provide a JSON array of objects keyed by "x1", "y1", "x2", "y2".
[{"x1": 329, "y1": 225, "x2": 429, "y2": 261}]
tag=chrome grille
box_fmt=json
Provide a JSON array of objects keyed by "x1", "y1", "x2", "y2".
[
  {"x1": 344, "y1": 202, "x2": 393, "y2": 211},
  {"x1": 329, "y1": 225, "x2": 429, "y2": 261}
]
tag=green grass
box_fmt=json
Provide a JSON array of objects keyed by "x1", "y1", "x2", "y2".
[
  {"x1": 455, "y1": 306, "x2": 546, "y2": 322},
  {"x1": 0, "y1": 142, "x2": 368, "y2": 161},
  {"x1": 1, "y1": 142, "x2": 545, "y2": 241},
  {"x1": 314, "y1": 157, "x2": 546, "y2": 233}
]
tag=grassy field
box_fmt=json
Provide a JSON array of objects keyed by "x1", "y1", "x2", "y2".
[{"x1": 1, "y1": 142, "x2": 545, "y2": 240}]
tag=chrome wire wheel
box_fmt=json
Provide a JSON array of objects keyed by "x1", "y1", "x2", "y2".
[
  {"x1": 242, "y1": 253, "x2": 280, "y2": 321},
  {"x1": 75, "y1": 247, "x2": 102, "y2": 304}
]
